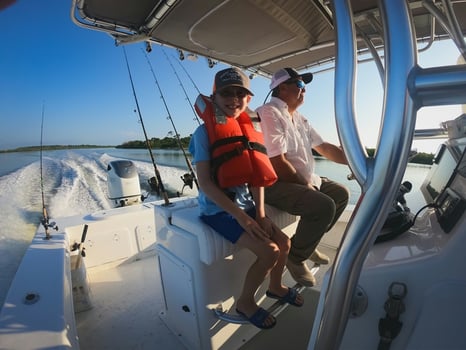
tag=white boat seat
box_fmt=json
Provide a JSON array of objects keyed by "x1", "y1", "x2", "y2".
[
  {"x1": 170, "y1": 204, "x2": 297, "y2": 265},
  {"x1": 264, "y1": 204, "x2": 297, "y2": 230}
]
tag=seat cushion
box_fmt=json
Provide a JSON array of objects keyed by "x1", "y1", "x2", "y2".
[{"x1": 170, "y1": 204, "x2": 297, "y2": 265}]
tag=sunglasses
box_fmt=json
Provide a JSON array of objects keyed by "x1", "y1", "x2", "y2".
[
  {"x1": 285, "y1": 80, "x2": 306, "y2": 89},
  {"x1": 218, "y1": 88, "x2": 249, "y2": 98}
]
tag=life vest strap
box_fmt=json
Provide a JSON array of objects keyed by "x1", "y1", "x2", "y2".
[
  {"x1": 211, "y1": 136, "x2": 267, "y2": 156},
  {"x1": 248, "y1": 141, "x2": 267, "y2": 154},
  {"x1": 211, "y1": 138, "x2": 267, "y2": 170},
  {"x1": 211, "y1": 135, "x2": 247, "y2": 150},
  {"x1": 212, "y1": 146, "x2": 245, "y2": 169}
]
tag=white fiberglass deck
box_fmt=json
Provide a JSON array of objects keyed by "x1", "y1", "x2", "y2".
[
  {"x1": 75, "y1": 246, "x2": 336, "y2": 350},
  {"x1": 75, "y1": 255, "x2": 181, "y2": 349}
]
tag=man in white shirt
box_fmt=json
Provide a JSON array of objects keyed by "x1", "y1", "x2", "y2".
[{"x1": 256, "y1": 68, "x2": 349, "y2": 287}]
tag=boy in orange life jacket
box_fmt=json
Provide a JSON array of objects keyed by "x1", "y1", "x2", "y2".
[{"x1": 189, "y1": 67, "x2": 304, "y2": 329}]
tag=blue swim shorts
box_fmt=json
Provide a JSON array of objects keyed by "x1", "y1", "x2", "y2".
[{"x1": 200, "y1": 207, "x2": 256, "y2": 243}]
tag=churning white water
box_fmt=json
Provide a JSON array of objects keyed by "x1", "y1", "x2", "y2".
[{"x1": 0, "y1": 148, "x2": 198, "y2": 305}]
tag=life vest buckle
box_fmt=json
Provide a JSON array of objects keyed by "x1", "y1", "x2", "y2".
[{"x1": 235, "y1": 145, "x2": 245, "y2": 155}]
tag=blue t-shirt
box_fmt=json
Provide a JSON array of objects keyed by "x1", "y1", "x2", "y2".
[{"x1": 189, "y1": 125, "x2": 255, "y2": 216}]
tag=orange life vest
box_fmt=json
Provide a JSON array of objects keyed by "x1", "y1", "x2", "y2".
[{"x1": 194, "y1": 94, "x2": 277, "y2": 188}]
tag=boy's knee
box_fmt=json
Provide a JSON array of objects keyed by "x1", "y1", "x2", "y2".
[
  {"x1": 271, "y1": 243, "x2": 281, "y2": 259},
  {"x1": 263, "y1": 243, "x2": 280, "y2": 267},
  {"x1": 275, "y1": 231, "x2": 291, "y2": 252},
  {"x1": 284, "y1": 238, "x2": 291, "y2": 253}
]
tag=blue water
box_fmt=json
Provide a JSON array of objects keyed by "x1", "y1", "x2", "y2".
[{"x1": 0, "y1": 148, "x2": 430, "y2": 307}]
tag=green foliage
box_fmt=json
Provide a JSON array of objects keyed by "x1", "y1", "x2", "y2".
[
  {"x1": 365, "y1": 148, "x2": 433, "y2": 164},
  {"x1": 0, "y1": 135, "x2": 193, "y2": 153},
  {"x1": 116, "y1": 135, "x2": 192, "y2": 149},
  {"x1": 410, "y1": 152, "x2": 434, "y2": 165},
  {"x1": 366, "y1": 148, "x2": 375, "y2": 157}
]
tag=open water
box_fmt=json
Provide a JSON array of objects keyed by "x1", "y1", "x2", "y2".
[{"x1": 0, "y1": 148, "x2": 430, "y2": 306}]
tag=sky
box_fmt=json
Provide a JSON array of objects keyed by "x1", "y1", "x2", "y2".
[{"x1": 0, "y1": 0, "x2": 463, "y2": 153}]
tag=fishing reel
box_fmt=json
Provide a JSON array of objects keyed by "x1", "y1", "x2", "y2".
[
  {"x1": 148, "y1": 176, "x2": 160, "y2": 195},
  {"x1": 40, "y1": 217, "x2": 58, "y2": 240},
  {"x1": 177, "y1": 173, "x2": 194, "y2": 196},
  {"x1": 41, "y1": 217, "x2": 58, "y2": 232},
  {"x1": 71, "y1": 241, "x2": 86, "y2": 258}
]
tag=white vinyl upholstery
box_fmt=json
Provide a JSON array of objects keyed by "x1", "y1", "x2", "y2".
[{"x1": 170, "y1": 204, "x2": 296, "y2": 265}]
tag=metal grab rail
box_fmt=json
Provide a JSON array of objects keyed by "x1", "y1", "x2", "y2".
[
  {"x1": 310, "y1": 0, "x2": 466, "y2": 349},
  {"x1": 310, "y1": 0, "x2": 417, "y2": 348}
]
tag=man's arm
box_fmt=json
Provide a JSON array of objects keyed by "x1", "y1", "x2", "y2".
[
  {"x1": 313, "y1": 142, "x2": 347, "y2": 164},
  {"x1": 269, "y1": 153, "x2": 313, "y2": 188}
]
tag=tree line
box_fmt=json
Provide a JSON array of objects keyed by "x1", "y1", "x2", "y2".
[
  {"x1": 116, "y1": 136, "x2": 191, "y2": 149},
  {"x1": 364, "y1": 148, "x2": 434, "y2": 165},
  {"x1": 1, "y1": 136, "x2": 434, "y2": 165},
  {"x1": 116, "y1": 136, "x2": 435, "y2": 165}
]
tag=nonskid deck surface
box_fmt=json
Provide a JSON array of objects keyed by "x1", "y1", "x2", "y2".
[
  {"x1": 75, "y1": 245, "x2": 336, "y2": 350},
  {"x1": 240, "y1": 245, "x2": 335, "y2": 350},
  {"x1": 75, "y1": 255, "x2": 184, "y2": 350}
]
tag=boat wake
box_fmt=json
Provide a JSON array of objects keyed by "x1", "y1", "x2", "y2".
[{"x1": 0, "y1": 149, "x2": 198, "y2": 306}]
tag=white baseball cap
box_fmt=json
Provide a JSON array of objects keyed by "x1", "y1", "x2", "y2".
[{"x1": 269, "y1": 68, "x2": 313, "y2": 90}]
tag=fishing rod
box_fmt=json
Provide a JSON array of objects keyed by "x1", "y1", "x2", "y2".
[
  {"x1": 171, "y1": 52, "x2": 203, "y2": 96},
  {"x1": 176, "y1": 59, "x2": 202, "y2": 95},
  {"x1": 142, "y1": 49, "x2": 199, "y2": 193},
  {"x1": 122, "y1": 47, "x2": 170, "y2": 205},
  {"x1": 162, "y1": 48, "x2": 201, "y2": 126},
  {"x1": 39, "y1": 103, "x2": 58, "y2": 239},
  {"x1": 71, "y1": 224, "x2": 88, "y2": 269}
]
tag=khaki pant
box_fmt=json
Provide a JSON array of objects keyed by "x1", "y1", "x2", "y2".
[{"x1": 265, "y1": 177, "x2": 349, "y2": 263}]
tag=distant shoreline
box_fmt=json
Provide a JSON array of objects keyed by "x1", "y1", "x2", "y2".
[
  {"x1": 0, "y1": 145, "x2": 115, "y2": 153},
  {"x1": 1, "y1": 144, "x2": 434, "y2": 165}
]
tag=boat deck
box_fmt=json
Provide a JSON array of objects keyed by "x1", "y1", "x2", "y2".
[
  {"x1": 75, "y1": 245, "x2": 336, "y2": 350},
  {"x1": 75, "y1": 255, "x2": 182, "y2": 349},
  {"x1": 241, "y1": 245, "x2": 335, "y2": 350}
]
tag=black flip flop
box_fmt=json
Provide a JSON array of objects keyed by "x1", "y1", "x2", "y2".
[
  {"x1": 236, "y1": 307, "x2": 276, "y2": 329},
  {"x1": 266, "y1": 287, "x2": 304, "y2": 307}
]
